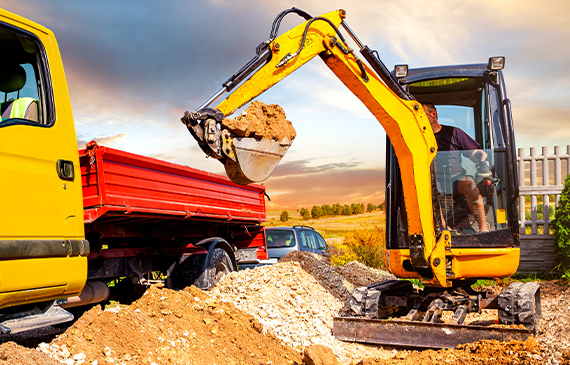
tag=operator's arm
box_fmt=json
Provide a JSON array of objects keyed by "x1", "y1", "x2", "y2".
[{"x1": 468, "y1": 149, "x2": 487, "y2": 163}]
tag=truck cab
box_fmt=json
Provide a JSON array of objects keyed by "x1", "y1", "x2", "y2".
[{"x1": 0, "y1": 10, "x2": 87, "y2": 311}]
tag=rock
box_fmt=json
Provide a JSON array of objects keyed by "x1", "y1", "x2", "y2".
[{"x1": 303, "y1": 344, "x2": 339, "y2": 365}]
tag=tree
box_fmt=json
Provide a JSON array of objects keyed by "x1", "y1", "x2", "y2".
[
  {"x1": 367, "y1": 203, "x2": 376, "y2": 213},
  {"x1": 300, "y1": 207, "x2": 311, "y2": 220},
  {"x1": 378, "y1": 201, "x2": 386, "y2": 210},
  {"x1": 280, "y1": 210, "x2": 289, "y2": 222},
  {"x1": 342, "y1": 204, "x2": 352, "y2": 216},
  {"x1": 321, "y1": 204, "x2": 333, "y2": 216},
  {"x1": 351, "y1": 203, "x2": 363, "y2": 215},
  {"x1": 311, "y1": 205, "x2": 323, "y2": 219},
  {"x1": 332, "y1": 203, "x2": 342, "y2": 215}
]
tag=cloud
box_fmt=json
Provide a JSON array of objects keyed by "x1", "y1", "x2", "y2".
[
  {"x1": 514, "y1": 104, "x2": 570, "y2": 149},
  {"x1": 77, "y1": 133, "x2": 128, "y2": 149},
  {"x1": 270, "y1": 159, "x2": 360, "y2": 177},
  {"x1": 264, "y1": 166, "x2": 385, "y2": 209}
]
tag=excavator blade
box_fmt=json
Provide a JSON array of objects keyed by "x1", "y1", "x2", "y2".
[
  {"x1": 333, "y1": 317, "x2": 533, "y2": 349},
  {"x1": 338, "y1": 280, "x2": 541, "y2": 349},
  {"x1": 223, "y1": 137, "x2": 292, "y2": 185}
]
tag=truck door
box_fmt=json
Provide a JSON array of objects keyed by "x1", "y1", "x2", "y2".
[{"x1": 0, "y1": 22, "x2": 78, "y2": 305}]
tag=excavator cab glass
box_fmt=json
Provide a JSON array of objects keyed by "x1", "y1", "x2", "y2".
[{"x1": 387, "y1": 63, "x2": 519, "y2": 251}]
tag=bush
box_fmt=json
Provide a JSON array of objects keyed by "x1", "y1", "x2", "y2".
[
  {"x1": 311, "y1": 205, "x2": 323, "y2": 219},
  {"x1": 553, "y1": 174, "x2": 570, "y2": 279},
  {"x1": 329, "y1": 226, "x2": 386, "y2": 269},
  {"x1": 321, "y1": 204, "x2": 333, "y2": 216},
  {"x1": 342, "y1": 204, "x2": 352, "y2": 216},
  {"x1": 366, "y1": 203, "x2": 376, "y2": 213},
  {"x1": 300, "y1": 207, "x2": 311, "y2": 220},
  {"x1": 332, "y1": 203, "x2": 341, "y2": 215},
  {"x1": 328, "y1": 241, "x2": 359, "y2": 266},
  {"x1": 350, "y1": 203, "x2": 360, "y2": 215},
  {"x1": 280, "y1": 210, "x2": 289, "y2": 222}
]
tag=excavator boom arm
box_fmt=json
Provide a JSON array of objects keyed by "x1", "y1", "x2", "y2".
[{"x1": 183, "y1": 9, "x2": 448, "y2": 287}]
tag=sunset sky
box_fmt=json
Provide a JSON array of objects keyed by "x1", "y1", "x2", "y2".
[{"x1": 3, "y1": 0, "x2": 570, "y2": 209}]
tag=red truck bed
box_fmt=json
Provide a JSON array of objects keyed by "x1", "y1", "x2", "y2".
[{"x1": 79, "y1": 142, "x2": 266, "y2": 224}]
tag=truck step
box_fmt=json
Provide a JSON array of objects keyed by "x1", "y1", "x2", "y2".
[
  {"x1": 0, "y1": 304, "x2": 74, "y2": 335},
  {"x1": 333, "y1": 317, "x2": 533, "y2": 349}
]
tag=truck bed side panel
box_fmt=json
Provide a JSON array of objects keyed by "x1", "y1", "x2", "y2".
[{"x1": 80, "y1": 144, "x2": 266, "y2": 224}]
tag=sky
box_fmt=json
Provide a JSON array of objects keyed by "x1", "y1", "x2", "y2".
[{"x1": 2, "y1": 0, "x2": 570, "y2": 210}]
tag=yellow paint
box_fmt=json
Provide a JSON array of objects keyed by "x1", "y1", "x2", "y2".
[
  {"x1": 387, "y1": 247, "x2": 520, "y2": 280},
  {"x1": 497, "y1": 209, "x2": 506, "y2": 224},
  {"x1": 0, "y1": 8, "x2": 87, "y2": 309}
]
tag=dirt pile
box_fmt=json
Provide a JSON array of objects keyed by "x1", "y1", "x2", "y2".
[
  {"x1": 355, "y1": 337, "x2": 548, "y2": 365},
  {"x1": 210, "y1": 252, "x2": 397, "y2": 363},
  {"x1": 1, "y1": 252, "x2": 569, "y2": 364},
  {"x1": 40, "y1": 285, "x2": 301, "y2": 365},
  {"x1": 0, "y1": 341, "x2": 59, "y2": 365},
  {"x1": 221, "y1": 101, "x2": 296, "y2": 142}
]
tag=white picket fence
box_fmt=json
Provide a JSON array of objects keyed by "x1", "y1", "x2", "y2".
[{"x1": 517, "y1": 145, "x2": 569, "y2": 273}]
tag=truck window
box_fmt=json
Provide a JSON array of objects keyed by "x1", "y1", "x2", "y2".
[{"x1": 0, "y1": 25, "x2": 50, "y2": 126}]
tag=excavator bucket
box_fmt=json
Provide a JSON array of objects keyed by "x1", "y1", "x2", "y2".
[
  {"x1": 223, "y1": 137, "x2": 292, "y2": 185},
  {"x1": 182, "y1": 102, "x2": 295, "y2": 185}
]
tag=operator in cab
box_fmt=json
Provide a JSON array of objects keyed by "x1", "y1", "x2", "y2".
[{"x1": 422, "y1": 102, "x2": 489, "y2": 233}]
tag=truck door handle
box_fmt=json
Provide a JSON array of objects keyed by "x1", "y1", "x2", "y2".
[{"x1": 56, "y1": 159, "x2": 75, "y2": 181}]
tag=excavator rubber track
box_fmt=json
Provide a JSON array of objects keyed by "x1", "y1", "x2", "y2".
[{"x1": 333, "y1": 280, "x2": 540, "y2": 349}]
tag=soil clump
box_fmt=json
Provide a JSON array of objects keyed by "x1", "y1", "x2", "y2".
[{"x1": 221, "y1": 101, "x2": 296, "y2": 142}]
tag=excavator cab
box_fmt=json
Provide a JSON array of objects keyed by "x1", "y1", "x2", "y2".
[{"x1": 386, "y1": 59, "x2": 520, "y2": 282}]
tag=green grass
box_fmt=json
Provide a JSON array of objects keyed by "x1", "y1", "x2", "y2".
[{"x1": 264, "y1": 209, "x2": 386, "y2": 238}]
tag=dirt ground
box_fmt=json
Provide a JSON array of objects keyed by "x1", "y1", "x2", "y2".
[{"x1": 1, "y1": 252, "x2": 569, "y2": 365}]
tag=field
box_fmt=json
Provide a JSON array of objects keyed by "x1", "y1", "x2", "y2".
[{"x1": 264, "y1": 209, "x2": 385, "y2": 238}]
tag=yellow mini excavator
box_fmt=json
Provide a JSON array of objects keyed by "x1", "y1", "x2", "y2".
[{"x1": 183, "y1": 8, "x2": 540, "y2": 348}]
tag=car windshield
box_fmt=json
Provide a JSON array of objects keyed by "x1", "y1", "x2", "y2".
[{"x1": 266, "y1": 230, "x2": 296, "y2": 248}]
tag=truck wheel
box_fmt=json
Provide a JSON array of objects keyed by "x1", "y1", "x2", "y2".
[
  {"x1": 199, "y1": 248, "x2": 233, "y2": 290},
  {"x1": 167, "y1": 248, "x2": 234, "y2": 291},
  {"x1": 166, "y1": 254, "x2": 204, "y2": 291}
]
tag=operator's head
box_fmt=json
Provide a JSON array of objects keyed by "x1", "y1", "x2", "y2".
[{"x1": 422, "y1": 102, "x2": 439, "y2": 127}]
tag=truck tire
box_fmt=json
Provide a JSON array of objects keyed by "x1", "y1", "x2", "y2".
[
  {"x1": 167, "y1": 248, "x2": 234, "y2": 291},
  {"x1": 166, "y1": 254, "x2": 205, "y2": 291},
  {"x1": 195, "y1": 248, "x2": 233, "y2": 290}
]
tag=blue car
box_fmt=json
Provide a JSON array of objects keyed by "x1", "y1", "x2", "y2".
[{"x1": 239, "y1": 225, "x2": 328, "y2": 269}]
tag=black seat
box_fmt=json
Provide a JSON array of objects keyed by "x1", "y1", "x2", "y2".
[{"x1": 0, "y1": 64, "x2": 39, "y2": 122}]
